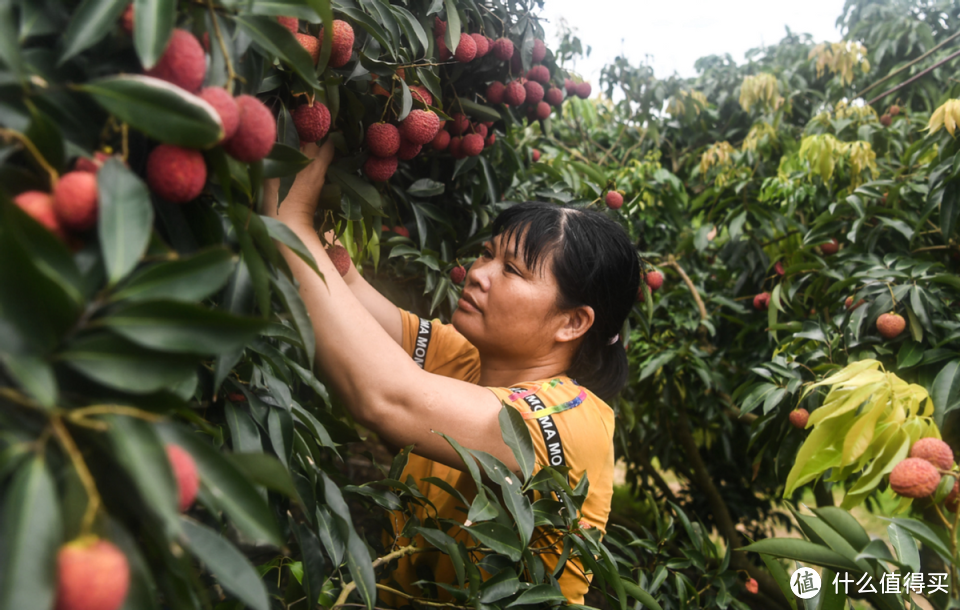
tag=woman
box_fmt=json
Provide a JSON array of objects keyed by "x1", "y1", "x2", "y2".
[{"x1": 265, "y1": 141, "x2": 641, "y2": 604}]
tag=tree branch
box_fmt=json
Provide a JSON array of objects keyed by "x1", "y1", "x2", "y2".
[
  {"x1": 664, "y1": 256, "x2": 707, "y2": 322},
  {"x1": 868, "y1": 47, "x2": 960, "y2": 106}
]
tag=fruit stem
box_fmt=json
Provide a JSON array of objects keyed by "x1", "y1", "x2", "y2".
[
  {"x1": 121, "y1": 123, "x2": 129, "y2": 162},
  {"x1": 664, "y1": 256, "x2": 708, "y2": 322},
  {"x1": 51, "y1": 416, "x2": 101, "y2": 536},
  {"x1": 0, "y1": 128, "x2": 59, "y2": 188},
  {"x1": 68, "y1": 405, "x2": 165, "y2": 423},
  {"x1": 206, "y1": 0, "x2": 237, "y2": 91},
  {"x1": 886, "y1": 283, "x2": 897, "y2": 307},
  {"x1": 331, "y1": 544, "x2": 433, "y2": 608},
  {"x1": 932, "y1": 503, "x2": 959, "y2": 591}
]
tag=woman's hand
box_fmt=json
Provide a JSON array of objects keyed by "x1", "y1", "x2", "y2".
[{"x1": 263, "y1": 140, "x2": 336, "y2": 230}]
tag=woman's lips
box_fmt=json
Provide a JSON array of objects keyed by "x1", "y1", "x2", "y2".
[{"x1": 458, "y1": 291, "x2": 482, "y2": 313}]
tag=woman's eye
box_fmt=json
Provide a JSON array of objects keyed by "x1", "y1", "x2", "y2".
[
  {"x1": 482, "y1": 249, "x2": 493, "y2": 259},
  {"x1": 505, "y1": 265, "x2": 520, "y2": 275}
]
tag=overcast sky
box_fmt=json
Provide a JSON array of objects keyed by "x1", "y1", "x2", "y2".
[{"x1": 539, "y1": 0, "x2": 847, "y2": 86}]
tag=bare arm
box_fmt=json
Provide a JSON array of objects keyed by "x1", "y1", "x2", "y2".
[
  {"x1": 328, "y1": 236, "x2": 403, "y2": 345},
  {"x1": 263, "y1": 142, "x2": 518, "y2": 475}
]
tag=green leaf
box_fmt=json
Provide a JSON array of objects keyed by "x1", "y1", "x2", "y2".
[
  {"x1": 471, "y1": 451, "x2": 534, "y2": 546},
  {"x1": 60, "y1": 0, "x2": 128, "y2": 63},
  {"x1": 0, "y1": 0, "x2": 23, "y2": 80},
  {"x1": 98, "y1": 160, "x2": 156, "y2": 286},
  {"x1": 327, "y1": 166, "x2": 384, "y2": 216},
  {"x1": 507, "y1": 583, "x2": 568, "y2": 606},
  {"x1": 621, "y1": 581, "x2": 663, "y2": 610},
  {"x1": 263, "y1": 143, "x2": 311, "y2": 178},
  {"x1": 457, "y1": 97, "x2": 502, "y2": 123},
  {"x1": 260, "y1": 216, "x2": 321, "y2": 276},
  {"x1": 0, "y1": 354, "x2": 57, "y2": 409},
  {"x1": 896, "y1": 341, "x2": 923, "y2": 369},
  {"x1": 112, "y1": 248, "x2": 235, "y2": 303},
  {"x1": 226, "y1": 453, "x2": 303, "y2": 506},
  {"x1": 738, "y1": 538, "x2": 864, "y2": 573},
  {"x1": 498, "y1": 402, "x2": 535, "y2": 483},
  {"x1": 931, "y1": 359, "x2": 960, "y2": 424},
  {"x1": 180, "y1": 518, "x2": 270, "y2": 610},
  {"x1": 234, "y1": 15, "x2": 321, "y2": 89},
  {"x1": 442, "y1": 0, "x2": 460, "y2": 54},
  {"x1": 269, "y1": 273, "x2": 316, "y2": 369},
  {"x1": 99, "y1": 300, "x2": 266, "y2": 355},
  {"x1": 407, "y1": 178, "x2": 445, "y2": 197},
  {"x1": 0, "y1": 455, "x2": 60, "y2": 610},
  {"x1": 133, "y1": 0, "x2": 175, "y2": 69},
  {"x1": 464, "y1": 522, "x2": 523, "y2": 561},
  {"x1": 79, "y1": 75, "x2": 223, "y2": 148},
  {"x1": 886, "y1": 523, "x2": 920, "y2": 573}
]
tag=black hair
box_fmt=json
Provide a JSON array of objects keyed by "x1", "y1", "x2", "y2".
[{"x1": 491, "y1": 201, "x2": 641, "y2": 402}]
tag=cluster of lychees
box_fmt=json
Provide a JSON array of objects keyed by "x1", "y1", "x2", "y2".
[
  {"x1": 54, "y1": 445, "x2": 198, "y2": 610},
  {"x1": 637, "y1": 269, "x2": 664, "y2": 302},
  {"x1": 888, "y1": 438, "x2": 959, "y2": 507}
]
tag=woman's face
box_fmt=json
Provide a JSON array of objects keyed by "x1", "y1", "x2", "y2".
[{"x1": 451, "y1": 232, "x2": 575, "y2": 360}]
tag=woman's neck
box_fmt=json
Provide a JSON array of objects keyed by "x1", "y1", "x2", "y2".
[{"x1": 477, "y1": 353, "x2": 570, "y2": 388}]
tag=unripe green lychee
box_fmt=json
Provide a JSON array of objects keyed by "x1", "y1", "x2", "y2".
[
  {"x1": 53, "y1": 171, "x2": 99, "y2": 231},
  {"x1": 145, "y1": 29, "x2": 206, "y2": 93},
  {"x1": 222, "y1": 95, "x2": 277, "y2": 163},
  {"x1": 198, "y1": 87, "x2": 240, "y2": 141},
  {"x1": 55, "y1": 537, "x2": 130, "y2": 610},
  {"x1": 889, "y1": 457, "x2": 941, "y2": 498},
  {"x1": 877, "y1": 313, "x2": 906, "y2": 339},
  {"x1": 146, "y1": 145, "x2": 207, "y2": 203},
  {"x1": 789, "y1": 408, "x2": 809, "y2": 429},
  {"x1": 166, "y1": 444, "x2": 199, "y2": 512},
  {"x1": 327, "y1": 245, "x2": 351, "y2": 276},
  {"x1": 910, "y1": 437, "x2": 955, "y2": 470}
]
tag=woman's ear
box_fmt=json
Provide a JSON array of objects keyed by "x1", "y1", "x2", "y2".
[{"x1": 556, "y1": 305, "x2": 594, "y2": 344}]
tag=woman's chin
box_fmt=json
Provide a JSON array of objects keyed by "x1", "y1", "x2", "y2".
[{"x1": 451, "y1": 310, "x2": 480, "y2": 340}]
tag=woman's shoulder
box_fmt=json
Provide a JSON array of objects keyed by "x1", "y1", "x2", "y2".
[{"x1": 493, "y1": 377, "x2": 615, "y2": 440}]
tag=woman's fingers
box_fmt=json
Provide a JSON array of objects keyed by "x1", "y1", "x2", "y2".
[{"x1": 270, "y1": 139, "x2": 338, "y2": 228}]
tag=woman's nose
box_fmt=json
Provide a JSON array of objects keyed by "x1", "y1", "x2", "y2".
[{"x1": 467, "y1": 261, "x2": 491, "y2": 291}]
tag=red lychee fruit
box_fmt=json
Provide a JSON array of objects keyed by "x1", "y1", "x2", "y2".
[
  {"x1": 462, "y1": 133, "x2": 484, "y2": 157},
  {"x1": 531, "y1": 38, "x2": 546, "y2": 63},
  {"x1": 473, "y1": 123, "x2": 489, "y2": 139},
  {"x1": 504, "y1": 80, "x2": 526, "y2": 106},
  {"x1": 434, "y1": 17, "x2": 446, "y2": 36},
  {"x1": 545, "y1": 87, "x2": 563, "y2": 106},
  {"x1": 889, "y1": 457, "x2": 941, "y2": 498},
  {"x1": 454, "y1": 33, "x2": 477, "y2": 63},
  {"x1": 844, "y1": 296, "x2": 865, "y2": 310},
  {"x1": 745, "y1": 578, "x2": 759, "y2": 595},
  {"x1": 576, "y1": 81, "x2": 592, "y2": 99},
  {"x1": 565, "y1": 78, "x2": 576, "y2": 94},
  {"x1": 394, "y1": 225, "x2": 410, "y2": 238},
  {"x1": 774, "y1": 261, "x2": 784, "y2": 276},
  {"x1": 484, "y1": 133, "x2": 496, "y2": 147},
  {"x1": 146, "y1": 145, "x2": 207, "y2": 203},
  {"x1": 366, "y1": 122, "x2": 401, "y2": 157},
  {"x1": 820, "y1": 237, "x2": 840, "y2": 255},
  {"x1": 450, "y1": 265, "x2": 466, "y2": 284},
  {"x1": 295, "y1": 33, "x2": 320, "y2": 65},
  {"x1": 449, "y1": 113, "x2": 470, "y2": 135},
  {"x1": 448, "y1": 136, "x2": 464, "y2": 158},
  {"x1": 431, "y1": 129, "x2": 451, "y2": 151},
  {"x1": 363, "y1": 155, "x2": 398, "y2": 181},
  {"x1": 947, "y1": 479, "x2": 960, "y2": 512},
  {"x1": 277, "y1": 16, "x2": 298, "y2": 34},
  {"x1": 486, "y1": 81, "x2": 505, "y2": 104},
  {"x1": 327, "y1": 245, "x2": 352, "y2": 276},
  {"x1": 165, "y1": 444, "x2": 199, "y2": 512},
  {"x1": 120, "y1": 4, "x2": 134, "y2": 34},
  {"x1": 471, "y1": 33, "x2": 490, "y2": 58},
  {"x1": 74, "y1": 152, "x2": 110, "y2": 173},
  {"x1": 531, "y1": 149, "x2": 541, "y2": 162},
  {"x1": 55, "y1": 537, "x2": 130, "y2": 610},
  {"x1": 524, "y1": 80, "x2": 544, "y2": 105},
  {"x1": 398, "y1": 138, "x2": 421, "y2": 160},
  {"x1": 293, "y1": 102, "x2": 331, "y2": 144},
  {"x1": 145, "y1": 29, "x2": 206, "y2": 93},
  {"x1": 636, "y1": 285, "x2": 646, "y2": 302},
  {"x1": 492, "y1": 37, "x2": 514, "y2": 61},
  {"x1": 753, "y1": 292, "x2": 771, "y2": 311},
  {"x1": 890, "y1": 105, "x2": 901, "y2": 117},
  {"x1": 527, "y1": 65, "x2": 550, "y2": 84},
  {"x1": 199, "y1": 87, "x2": 240, "y2": 141},
  {"x1": 319, "y1": 20, "x2": 355, "y2": 67},
  {"x1": 605, "y1": 191, "x2": 623, "y2": 210},
  {"x1": 13, "y1": 191, "x2": 64, "y2": 238},
  {"x1": 533, "y1": 101, "x2": 551, "y2": 120},
  {"x1": 436, "y1": 36, "x2": 451, "y2": 61},
  {"x1": 399, "y1": 110, "x2": 441, "y2": 145},
  {"x1": 53, "y1": 171, "x2": 99, "y2": 231},
  {"x1": 877, "y1": 313, "x2": 906, "y2": 339},
  {"x1": 646, "y1": 270, "x2": 664, "y2": 291},
  {"x1": 409, "y1": 85, "x2": 433, "y2": 107},
  {"x1": 789, "y1": 408, "x2": 809, "y2": 429},
  {"x1": 910, "y1": 437, "x2": 955, "y2": 470},
  {"x1": 880, "y1": 113, "x2": 892, "y2": 127},
  {"x1": 222, "y1": 95, "x2": 277, "y2": 163}
]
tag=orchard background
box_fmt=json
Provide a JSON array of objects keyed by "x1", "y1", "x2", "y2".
[{"x1": 5, "y1": 0, "x2": 960, "y2": 608}]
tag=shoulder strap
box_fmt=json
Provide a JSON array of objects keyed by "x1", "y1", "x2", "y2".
[{"x1": 411, "y1": 317, "x2": 432, "y2": 369}]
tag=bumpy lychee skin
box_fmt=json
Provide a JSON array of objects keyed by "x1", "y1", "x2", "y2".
[
  {"x1": 448, "y1": 136, "x2": 464, "y2": 159},
  {"x1": 277, "y1": 16, "x2": 298, "y2": 34},
  {"x1": 576, "y1": 81, "x2": 592, "y2": 99},
  {"x1": 222, "y1": 95, "x2": 277, "y2": 163},
  {"x1": 295, "y1": 33, "x2": 320, "y2": 65},
  {"x1": 789, "y1": 408, "x2": 809, "y2": 429},
  {"x1": 524, "y1": 80, "x2": 544, "y2": 105},
  {"x1": 646, "y1": 270, "x2": 664, "y2": 291},
  {"x1": 471, "y1": 33, "x2": 490, "y2": 58},
  {"x1": 400, "y1": 110, "x2": 441, "y2": 145},
  {"x1": 820, "y1": 237, "x2": 840, "y2": 255},
  {"x1": 484, "y1": 133, "x2": 496, "y2": 147},
  {"x1": 889, "y1": 457, "x2": 941, "y2": 498},
  {"x1": 605, "y1": 191, "x2": 624, "y2": 210},
  {"x1": 449, "y1": 113, "x2": 470, "y2": 135},
  {"x1": 199, "y1": 87, "x2": 240, "y2": 141},
  {"x1": 366, "y1": 122, "x2": 400, "y2": 157},
  {"x1": 319, "y1": 20, "x2": 355, "y2": 67},
  {"x1": 565, "y1": 78, "x2": 576, "y2": 94},
  {"x1": 486, "y1": 81, "x2": 505, "y2": 104},
  {"x1": 145, "y1": 29, "x2": 206, "y2": 93},
  {"x1": 753, "y1": 292, "x2": 771, "y2": 311},
  {"x1": 545, "y1": 87, "x2": 563, "y2": 107},
  {"x1": 453, "y1": 33, "x2": 477, "y2": 63},
  {"x1": 146, "y1": 145, "x2": 207, "y2": 203},
  {"x1": 534, "y1": 101, "x2": 551, "y2": 120},
  {"x1": 363, "y1": 155, "x2": 398, "y2": 181},
  {"x1": 397, "y1": 138, "x2": 421, "y2": 160},
  {"x1": 327, "y1": 245, "x2": 352, "y2": 277},
  {"x1": 880, "y1": 113, "x2": 892, "y2": 127},
  {"x1": 165, "y1": 444, "x2": 199, "y2": 512},
  {"x1": 946, "y1": 479, "x2": 960, "y2": 512},
  {"x1": 53, "y1": 171, "x2": 99, "y2": 231},
  {"x1": 431, "y1": 129, "x2": 451, "y2": 151},
  {"x1": 450, "y1": 265, "x2": 466, "y2": 284},
  {"x1": 877, "y1": 313, "x2": 906, "y2": 339},
  {"x1": 492, "y1": 37, "x2": 514, "y2": 61},
  {"x1": 14, "y1": 191, "x2": 64, "y2": 238},
  {"x1": 531, "y1": 149, "x2": 541, "y2": 162},
  {"x1": 74, "y1": 151, "x2": 110, "y2": 173},
  {"x1": 890, "y1": 104, "x2": 901, "y2": 117},
  {"x1": 531, "y1": 38, "x2": 546, "y2": 63},
  {"x1": 462, "y1": 133, "x2": 484, "y2": 157},
  {"x1": 504, "y1": 80, "x2": 526, "y2": 106},
  {"x1": 55, "y1": 538, "x2": 130, "y2": 610},
  {"x1": 527, "y1": 65, "x2": 550, "y2": 84},
  {"x1": 474, "y1": 124, "x2": 489, "y2": 139},
  {"x1": 434, "y1": 17, "x2": 446, "y2": 36},
  {"x1": 293, "y1": 102, "x2": 331, "y2": 144},
  {"x1": 436, "y1": 36, "x2": 451, "y2": 61},
  {"x1": 409, "y1": 85, "x2": 433, "y2": 107},
  {"x1": 911, "y1": 437, "x2": 955, "y2": 470}
]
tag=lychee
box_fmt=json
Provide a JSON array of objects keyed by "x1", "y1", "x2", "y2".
[
  {"x1": 880, "y1": 113, "x2": 892, "y2": 127},
  {"x1": 166, "y1": 444, "x2": 199, "y2": 511},
  {"x1": 820, "y1": 237, "x2": 839, "y2": 255},
  {"x1": 434, "y1": 17, "x2": 446, "y2": 36},
  {"x1": 774, "y1": 261, "x2": 784, "y2": 276},
  {"x1": 876, "y1": 313, "x2": 906, "y2": 339},
  {"x1": 531, "y1": 149, "x2": 540, "y2": 162},
  {"x1": 533, "y1": 101, "x2": 551, "y2": 120},
  {"x1": 448, "y1": 136, "x2": 464, "y2": 158},
  {"x1": 409, "y1": 85, "x2": 433, "y2": 107},
  {"x1": 576, "y1": 81, "x2": 592, "y2": 99},
  {"x1": 450, "y1": 265, "x2": 466, "y2": 284},
  {"x1": 13, "y1": 191, "x2": 64, "y2": 238},
  {"x1": 74, "y1": 152, "x2": 110, "y2": 173},
  {"x1": 398, "y1": 138, "x2": 421, "y2": 160},
  {"x1": 471, "y1": 33, "x2": 490, "y2": 58},
  {"x1": 504, "y1": 80, "x2": 526, "y2": 106},
  {"x1": 524, "y1": 80, "x2": 544, "y2": 105},
  {"x1": 486, "y1": 81, "x2": 505, "y2": 104},
  {"x1": 636, "y1": 285, "x2": 646, "y2": 302},
  {"x1": 363, "y1": 155, "x2": 398, "y2": 181},
  {"x1": 753, "y1": 292, "x2": 771, "y2": 311},
  {"x1": 293, "y1": 102, "x2": 331, "y2": 144},
  {"x1": 890, "y1": 105, "x2": 901, "y2": 117},
  {"x1": 844, "y1": 296, "x2": 865, "y2": 310},
  {"x1": 889, "y1": 457, "x2": 941, "y2": 498},
  {"x1": 146, "y1": 145, "x2": 207, "y2": 203},
  {"x1": 53, "y1": 171, "x2": 99, "y2": 231},
  {"x1": 646, "y1": 270, "x2": 664, "y2": 291},
  {"x1": 545, "y1": 87, "x2": 563, "y2": 106},
  {"x1": 295, "y1": 33, "x2": 320, "y2": 65},
  {"x1": 527, "y1": 65, "x2": 550, "y2": 84},
  {"x1": 462, "y1": 133, "x2": 484, "y2": 157},
  {"x1": 120, "y1": 4, "x2": 134, "y2": 34},
  {"x1": 399, "y1": 110, "x2": 441, "y2": 145},
  {"x1": 565, "y1": 78, "x2": 576, "y2": 94},
  {"x1": 366, "y1": 122, "x2": 401, "y2": 157},
  {"x1": 449, "y1": 113, "x2": 470, "y2": 135},
  {"x1": 473, "y1": 123, "x2": 488, "y2": 139},
  {"x1": 55, "y1": 538, "x2": 130, "y2": 610},
  {"x1": 199, "y1": 87, "x2": 240, "y2": 141},
  {"x1": 910, "y1": 437, "x2": 955, "y2": 470},
  {"x1": 531, "y1": 38, "x2": 546, "y2": 63},
  {"x1": 436, "y1": 36, "x2": 451, "y2": 61},
  {"x1": 327, "y1": 245, "x2": 352, "y2": 276},
  {"x1": 222, "y1": 95, "x2": 277, "y2": 163},
  {"x1": 431, "y1": 129, "x2": 451, "y2": 151},
  {"x1": 454, "y1": 33, "x2": 477, "y2": 63},
  {"x1": 789, "y1": 408, "x2": 809, "y2": 429},
  {"x1": 492, "y1": 37, "x2": 514, "y2": 61},
  {"x1": 278, "y1": 16, "x2": 298, "y2": 34},
  {"x1": 384, "y1": 224, "x2": 410, "y2": 238},
  {"x1": 484, "y1": 133, "x2": 496, "y2": 147},
  {"x1": 145, "y1": 29, "x2": 206, "y2": 93},
  {"x1": 605, "y1": 191, "x2": 623, "y2": 210},
  {"x1": 319, "y1": 20, "x2": 355, "y2": 67},
  {"x1": 745, "y1": 578, "x2": 758, "y2": 595}
]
